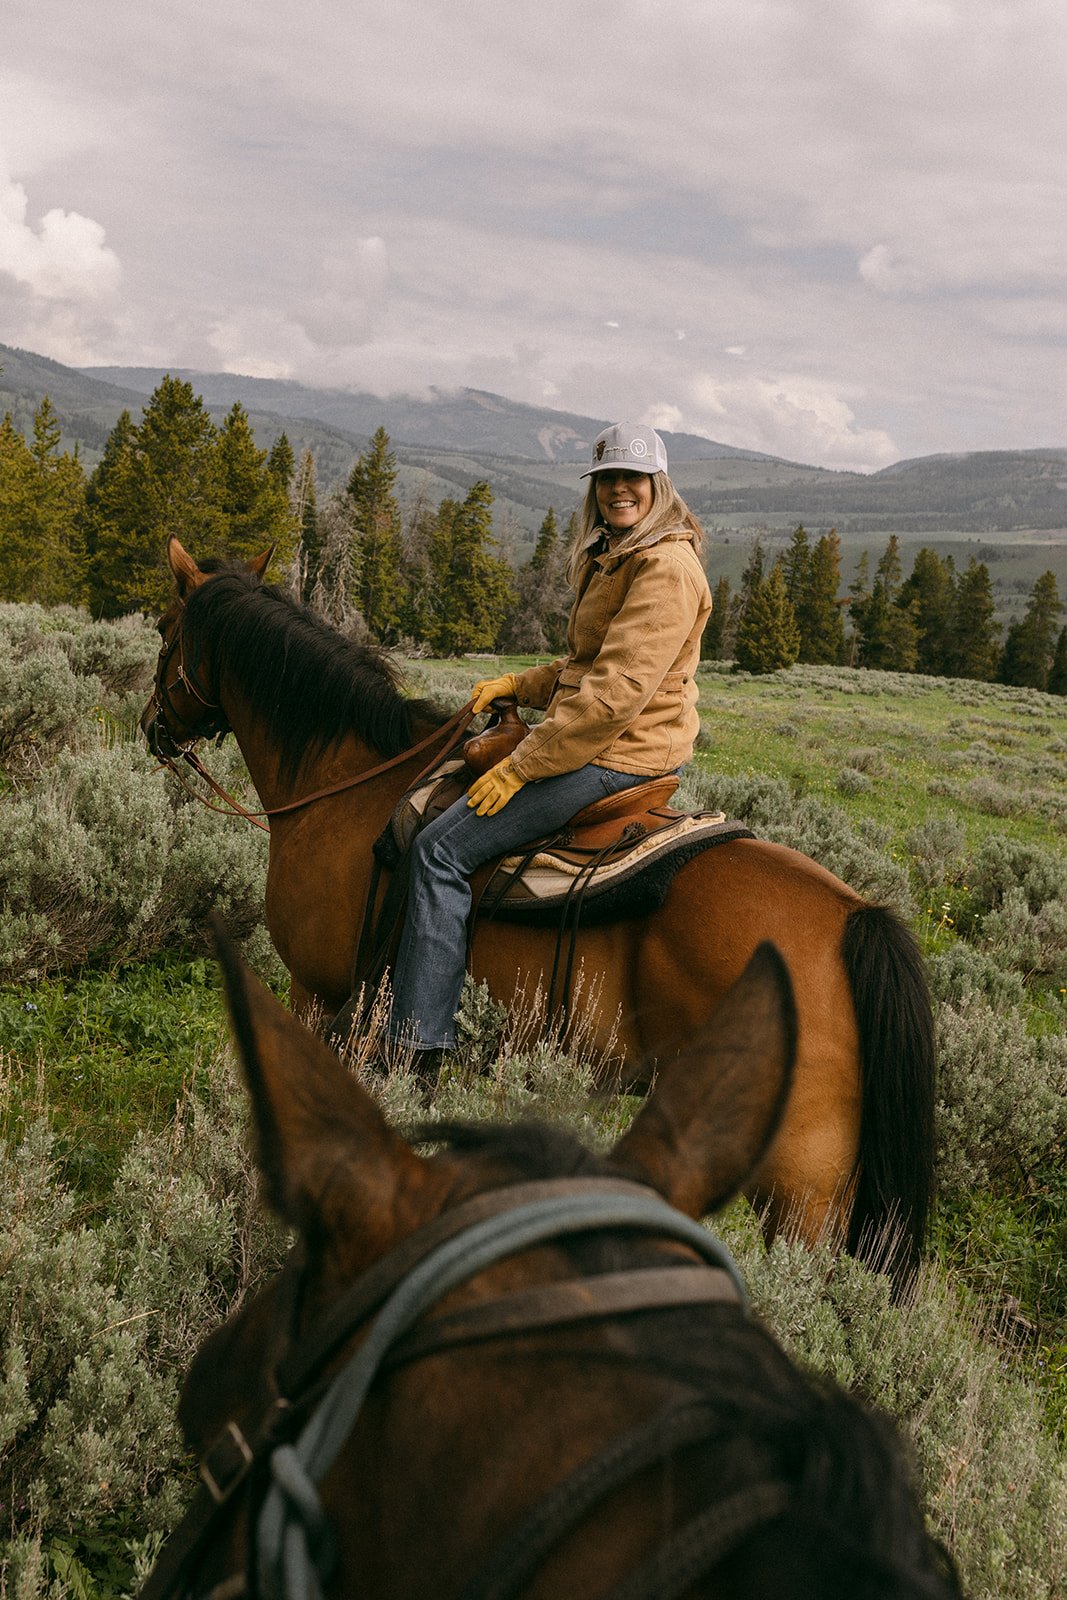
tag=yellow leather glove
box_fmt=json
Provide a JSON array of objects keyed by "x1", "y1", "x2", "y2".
[
  {"x1": 467, "y1": 756, "x2": 527, "y2": 817},
  {"x1": 470, "y1": 672, "x2": 519, "y2": 715}
]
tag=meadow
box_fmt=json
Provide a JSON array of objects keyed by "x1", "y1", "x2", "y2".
[{"x1": 1, "y1": 603, "x2": 1065, "y2": 1598}]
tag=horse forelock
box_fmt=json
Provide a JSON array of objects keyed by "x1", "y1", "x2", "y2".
[{"x1": 179, "y1": 572, "x2": 446, "y2": 781}]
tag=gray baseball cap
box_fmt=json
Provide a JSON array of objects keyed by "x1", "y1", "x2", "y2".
[{"x1": 580, "y1": 421, "x2": 669, "y2": 477}]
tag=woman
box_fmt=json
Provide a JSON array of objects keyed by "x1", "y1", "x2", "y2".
[{"x1": 389, "y1": 421, "x2": 712, "y2": 1076}]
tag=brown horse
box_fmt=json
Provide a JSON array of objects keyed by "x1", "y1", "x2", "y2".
[
  {"x1": 142, "y1": 538, "x2": 936, "y2": 1277},
  {"x1": 142, "y1": 932, "x2": 960, "y2": 1600}
]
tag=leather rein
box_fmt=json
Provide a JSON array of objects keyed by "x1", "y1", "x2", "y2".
[
  {"x1": 138, "y1": 1176, "x2": 788, "y2": 1600},
  {"x1": 144, "y1": 605, "x2": 476, "y2": 831}
]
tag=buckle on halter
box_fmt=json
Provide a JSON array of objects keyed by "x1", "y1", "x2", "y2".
[{"x1": 200, "y1": 1420, "x2": 255, "y2": 1504}]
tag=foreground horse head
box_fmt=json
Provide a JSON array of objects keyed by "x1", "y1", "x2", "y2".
[{"x1": 143, "y1": 936, "x2": 960, "y2": 1600}]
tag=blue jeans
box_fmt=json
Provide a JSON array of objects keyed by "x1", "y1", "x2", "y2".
[{"x1": 389, "y1": 764, "x2": 648, "y2": 1051}]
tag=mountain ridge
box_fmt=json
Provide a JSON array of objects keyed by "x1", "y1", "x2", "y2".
[
  {"x1": 2, "y1": 343, "x2": 1064, "y2": 547},
  {"x1": 78, "y1": 362, "x2": 782, "y2": 468}
]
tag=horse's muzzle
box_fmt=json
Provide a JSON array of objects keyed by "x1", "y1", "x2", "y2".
[{"x1": 143, "y1": 703, "x2": 184, "y2": 761}]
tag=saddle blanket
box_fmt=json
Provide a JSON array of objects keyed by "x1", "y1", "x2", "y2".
[{"x1": 382, "y1": 760, "x2": 754, "y2": 927}]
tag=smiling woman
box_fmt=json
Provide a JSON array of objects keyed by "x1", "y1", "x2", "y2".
[{"x1": 386, "y1": 421, "x2": 714, "y2": 1081}]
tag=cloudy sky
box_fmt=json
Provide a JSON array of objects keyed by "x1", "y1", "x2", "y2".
[{"x1": 2, "y1": 0, "x2": 1064, "y2": 470}]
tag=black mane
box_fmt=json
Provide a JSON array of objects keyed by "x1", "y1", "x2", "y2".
[
  {"x1": 181, "y1": 566, "x2": 446, "y2": 782},
  {"x1": 423, "y1": 1119, "x2": 962, "y2": 1598}
]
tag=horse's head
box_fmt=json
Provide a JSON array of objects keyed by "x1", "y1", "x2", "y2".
[
  {"x1": 140, "y1": 537, "x2": 273, "y2": 759},
  {"x1": 156, "y1": 935, "x2": 959, "y2": 1600}
]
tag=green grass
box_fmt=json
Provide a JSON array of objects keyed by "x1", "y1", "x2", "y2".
[
  {"x1": 689, "y1": 664, "x2": 1067, "y2": 855},
  {"x1": 0, "y1": 955, "x2": 230, "y2": 1201},
  {"x1": 931, "y1": 1165, "x2": 1067, "y2": 1444}
]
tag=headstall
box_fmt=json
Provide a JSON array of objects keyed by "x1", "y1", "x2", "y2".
[{"x1": 139, "y1": 1176, "x2": 754, "y2": 1600}]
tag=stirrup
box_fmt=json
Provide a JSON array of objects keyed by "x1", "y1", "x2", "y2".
[{"x1": 326, "y1": 992, "x2": 366, "y2": 1053}]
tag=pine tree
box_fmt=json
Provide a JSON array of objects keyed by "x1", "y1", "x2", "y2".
[
  {"x1": 82, "y1": 411, "x2": 141, "y2": 617},
  {"x1": 846, "y1": 549, "x2": 871, "y2": 665},
  {"x1": 778, "y1": 525, "x2": 811, "y2": 610},
  {"x1": 999, "y1": 571, "x2": 1063, "y2": 690},
  {"x1": 346, "y1": 427, "x2": 404, "y2": 639},
  {"x1": 267, "y1": 432, "x2": 296, "y2": 488},
  {"x1": 852, "y1": 537, "x2": 918, "y2": 671},
  {"x1": 498, "y1": 507, "x2": 571, "y2": 653},
  {"x1": 949, "y1": 559, "x2": 1000, "y2": 681},
  {"x1": 397, "y1": 492, "x2": 437, "y2": 644},
  {"x1": 0, "y1": 400, "x2": 86, "y2": 604},
  {"x1": 294, "y1": 449, "x2": 322, "y2": 604},
  {"x1": 427, "y1": 481, "x2": 515, "y2": 655},
  {"x1": 702, "y1": 575, "x2": 733, "y2": 659},
  {"x1": 899, "y1": 547, "x2": 956, "y2": 676},
  {"x1": 86, "y1": 376, "x2": 226, "y2": 614},
  {"x1": 133, "y1": 376, "x2": 224, "y2": 548},
  {"x1": 85, "y1": 379, "x2": 306, "y2": 615},
  {"x1": 216, "y1": 403, "x2": 296, "y2": 566},
  {"x1": 738, "y1": 539, "x2": 765, "y2": 620},
  {"x1": 1048, "y1": 627, "x2": 1067, "y2": 696},
  {"x1": 734, "y1": 565, "x2": 800, "y2": 674},
  {"x1": 0, "y1": 413, "x2": 37, "y2": 601},
  {"x1": 530, "y1": 505, "x2": 559, "y2": 573},
  {"x1": 797, "y1": 530, "x2": 845, "y2": 664}
]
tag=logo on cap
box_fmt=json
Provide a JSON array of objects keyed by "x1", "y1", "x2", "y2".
[
  {"x1": 630, "y1": 438, "x2": 648, "y2": 458},
  {"x1": 595, "y1": 440, "x2": 606, "y2": 460}
]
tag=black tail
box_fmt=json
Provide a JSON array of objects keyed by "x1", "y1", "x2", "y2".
[{"x1": 842, "y1": 904, "x2": 936, "y2": 1285}]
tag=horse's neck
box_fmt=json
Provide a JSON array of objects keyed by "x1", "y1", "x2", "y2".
[
  {"x1": 218, "y1": 691, "x2": 389, "y2": 816},
  {"x1": 220, "y1": 686, "x2": 436, "y2": 824}
]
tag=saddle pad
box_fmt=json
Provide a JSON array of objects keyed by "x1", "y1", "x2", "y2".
[
  {"x1": 481, "y1": 814, "x2": 753, "y2": 925},
  {"x1": 382, "y1": 759, "x2": 753, "y2": 927}
]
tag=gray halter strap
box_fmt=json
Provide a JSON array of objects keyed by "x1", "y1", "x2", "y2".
[{"x1": 254, "y1": 1186, "x2": 746, "y2": 1600}]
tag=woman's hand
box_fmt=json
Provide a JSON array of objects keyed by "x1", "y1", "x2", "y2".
[
  {"x1": 467, "y1": 756, "x2": 526, "y2": 816},
  {"x1": 471, "y1": 673, "x2": 518, "y2": 714}
]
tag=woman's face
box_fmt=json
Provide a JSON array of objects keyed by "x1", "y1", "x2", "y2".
[{"x1": 595, "y1": 469, "x2": 654, "y2": 532}]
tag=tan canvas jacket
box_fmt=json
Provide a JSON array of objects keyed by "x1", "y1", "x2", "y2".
[{"x1": 507, "y1": 528, "x2": 712, "y2": 781}]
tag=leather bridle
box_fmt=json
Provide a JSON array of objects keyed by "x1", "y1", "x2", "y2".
[
  {"x1": 145, "y1": 600, "x2": 231, "y2": 762},
  {"x1": 138, "y1": 1176, "x2": 780, "y2": 1600}
]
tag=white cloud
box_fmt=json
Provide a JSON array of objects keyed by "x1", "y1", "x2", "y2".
[
  {"x1": 0, "y1": 173, "x2": 121, "y2": 301},
  {"x1": 205, "y1": 309, "x2": 315, "y2": 378},
  {"x1": 644, "y1": 403, "x2": 685, "y2": 435},
  {"x1": 688, "y1": 375, "x2": 899, "y2": 472}
]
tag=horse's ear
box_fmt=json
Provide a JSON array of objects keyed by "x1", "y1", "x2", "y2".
[
  {"x1": 611, "y1": 942, "x2": 796, "y2": 1219},
  {"x1": 167, "y1": 536, "x2": 206, "y2": 599},
  {"x1": 247, "y1": 545, "x2": 274, "y2": 579},
  {"x1": 211, "y1": 920, "x2": 433, "y2": 1251}
]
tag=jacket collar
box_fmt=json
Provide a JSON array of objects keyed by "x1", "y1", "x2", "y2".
[{"x1": 592, "y1": 525, "x2": 692, "y2": 573}]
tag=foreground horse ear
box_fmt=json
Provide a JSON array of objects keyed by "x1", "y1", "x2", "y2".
[
  {"x1": 611, "y1": 941, "x2": 796, "y2": 1219},
  {"x1": 211, "y1": 921, "x2": 430, "y2": 1246}
]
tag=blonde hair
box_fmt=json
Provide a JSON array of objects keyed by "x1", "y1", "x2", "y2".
[{"x1": 566, "y1": 471, "x2": 705, "y2": 585}]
